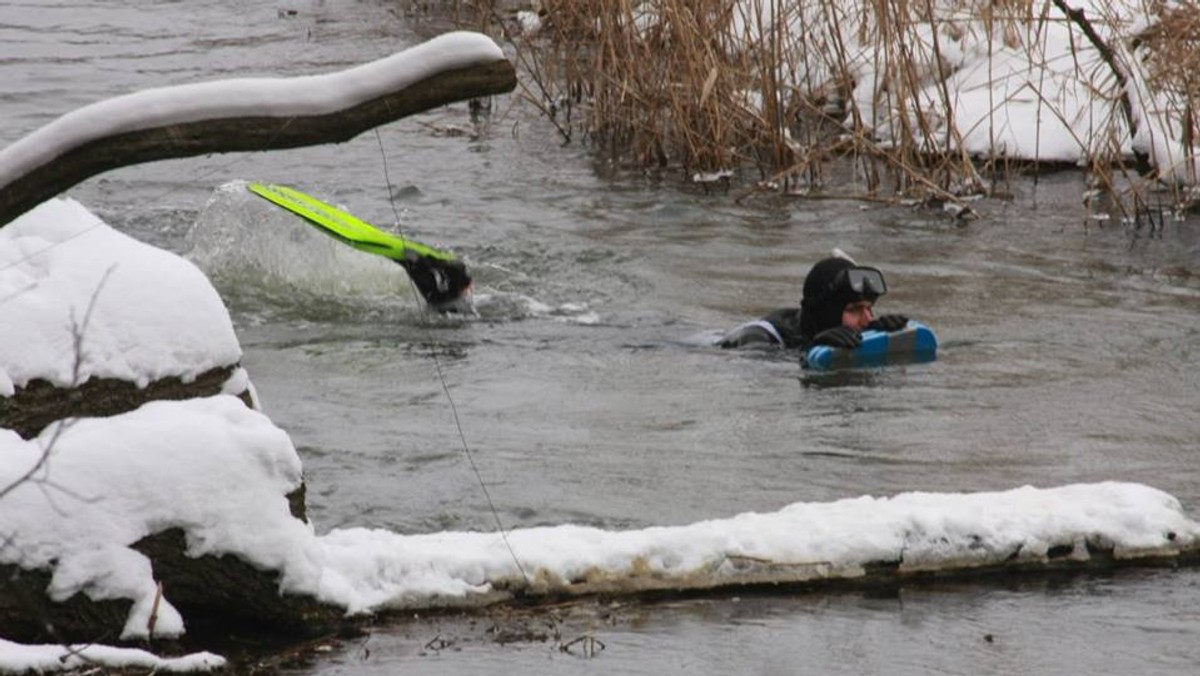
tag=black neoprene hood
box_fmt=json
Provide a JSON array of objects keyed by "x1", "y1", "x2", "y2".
[{"x1": 799, "y1": 257, "x2": 882, "y2": 337}]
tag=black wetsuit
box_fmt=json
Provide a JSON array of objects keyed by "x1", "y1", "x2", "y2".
[
  {"x1": 718, "y1": 308, "x2": 809, "y2": 349},
  {"x1": 718, "y1": 257, "x2": 899, "y2": 352}
]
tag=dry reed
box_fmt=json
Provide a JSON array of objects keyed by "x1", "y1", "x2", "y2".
[{"x1": 439, "y1": 0, "x2": 1200, "y2": 214}]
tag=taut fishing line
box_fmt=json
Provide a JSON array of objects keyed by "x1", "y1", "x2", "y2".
[{"x1": 372, "y1": 128, "x2": 529, "y2": 583}]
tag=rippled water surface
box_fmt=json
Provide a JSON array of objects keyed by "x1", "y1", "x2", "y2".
[{"x1": 3, "y1": 1, "x2": 1200, "y2": 673}]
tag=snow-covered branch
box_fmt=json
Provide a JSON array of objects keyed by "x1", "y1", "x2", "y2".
[{"x1": 0, "y1": 31, "x2": 516, "y2": 228}]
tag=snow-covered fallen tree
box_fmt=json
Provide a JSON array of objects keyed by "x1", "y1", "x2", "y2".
[
  {"x1": 0, "y1": 31, "x2": 516, "y2": 228},
  {"x1": 3, "y1": 376, "x2": 1198, "y2": 635}
]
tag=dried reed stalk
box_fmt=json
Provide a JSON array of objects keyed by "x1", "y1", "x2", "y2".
[{"x1": 446, "y1": 0, "x2": 1199, "y2": 212}]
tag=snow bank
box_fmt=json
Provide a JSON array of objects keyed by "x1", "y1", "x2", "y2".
[
  {"x1": 727, "y1": 0, "x2": 1197, "y2": 178},
  {"x1": 0, "y1": 396, "x2": 310, "y2": 640},
  {"x1": 0, "y1": 197, "x2": 242, "y2": 395},
  {"x1": 316, "y1": 481, "x2": 1199, "y2": 612}
]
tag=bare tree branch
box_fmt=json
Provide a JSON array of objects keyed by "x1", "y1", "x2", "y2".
[{"x1": 1050, "y1": 0, "x2": 1153, "y2": 175}]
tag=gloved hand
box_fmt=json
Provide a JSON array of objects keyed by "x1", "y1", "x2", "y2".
[
  {"x1": 812, "y1": 326, "x2": 861, "y2": 349},
  {"x1": 867, "y1": 314, "x2": 908, "y2": 332}
]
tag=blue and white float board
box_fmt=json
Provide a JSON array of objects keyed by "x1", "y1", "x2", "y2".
[{"x1": 804, "y1": 321, "x2": 938, "y2": 371}]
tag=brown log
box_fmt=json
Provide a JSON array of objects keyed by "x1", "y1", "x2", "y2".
[
  {"x1": 0, "y1": 59, "x2": 516, "y2": 228},
  {"x1": 0, "y1": 367, "x2": 314, "y2": 644},
  {"x1": 0, "y1": 564, "x2": 132, "y2": 644},
  {"x1": 0, "y1": 364, "x2": 316, "y2": 644},
  {"x1": 130, "y1": 529, "x2": 347, "y2": 639},
  {"x1": 0, "y1": 526, "x2": 341, "y2": 644},
  {"x1": 0, "y1": 365, "x2": 308, "y2": 523},
  {"x1": 0, "y1": 365, "x2": 250, "y2": 440}
]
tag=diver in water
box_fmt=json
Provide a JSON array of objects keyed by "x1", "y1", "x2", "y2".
[{"x1": 718, "y1": 253, "x2": 909, "y2": 350}]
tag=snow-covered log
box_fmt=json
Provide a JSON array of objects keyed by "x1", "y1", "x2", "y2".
[
  {"x1": 0, "y1": 31, "x2": 515, "y2": 227},
  {"x1": 1, "y1": 199, "x2": 249, "y2": 423},
  {"x1": 0, "y1": 199, "x2": 327, "y2": 642}
]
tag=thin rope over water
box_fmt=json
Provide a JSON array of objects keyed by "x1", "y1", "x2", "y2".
[
  {"x1": 372, "y1": 129, "x2": 530, "y2": 584},
  {"x1": 1, "y1": 114, "x2": 532, "y2": 581}
]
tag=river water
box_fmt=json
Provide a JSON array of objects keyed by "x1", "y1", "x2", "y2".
[{"x1": 3, "y1": 1, "x2": 1200, "y2": 674}]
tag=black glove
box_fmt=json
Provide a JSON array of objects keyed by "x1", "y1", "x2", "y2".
[
  {"x1": 811, "y1": 326, "x2": 862, "y2": 349},
  {"x1": 867, "y1": 314, "x2": 908, "y2": 332}
]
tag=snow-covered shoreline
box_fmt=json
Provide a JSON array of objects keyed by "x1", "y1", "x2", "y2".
[{"x1": 4, "y1": 387, "x2": 1198, "y2": 626}]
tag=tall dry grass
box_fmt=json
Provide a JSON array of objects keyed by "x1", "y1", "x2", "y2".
[
  {"x1": 511, "y1": 0, "x2": 1016, "y2": 202},
  {"x1": 441, "y1": 0, "x2": 1199, "y2": 213},
  {"x1": 1132, "y1": 3, "x2": 1200, "y2": 192}
]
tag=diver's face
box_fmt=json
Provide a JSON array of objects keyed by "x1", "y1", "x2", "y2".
[{"x1": 842, "y1": 300, "x2": 875, "y2": 331}]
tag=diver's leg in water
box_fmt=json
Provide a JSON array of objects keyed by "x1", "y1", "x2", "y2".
[{"x1": 396, "y1": 255, "x2": 473, "y2": 313}]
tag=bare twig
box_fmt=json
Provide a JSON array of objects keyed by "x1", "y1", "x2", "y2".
[
  {"x1": 146, "y1": 581, "x2": 164, "y2": 639},
  {"x1": 0, "y1": 267, "x2": 114, "y2": 502},
  {"x1": 559, "y1": 634, "x2": 606, "y2": 657}
]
